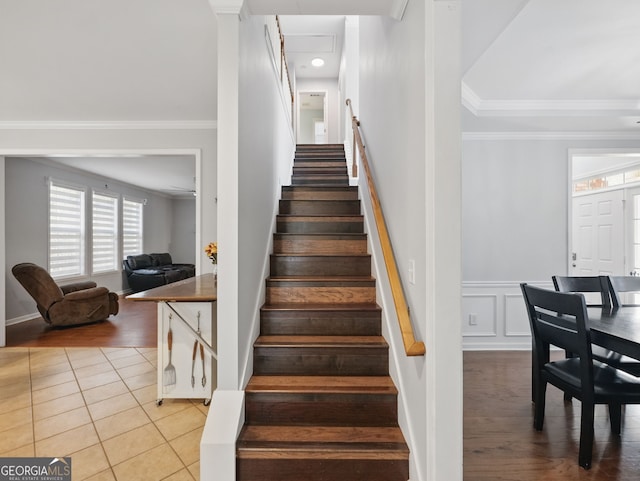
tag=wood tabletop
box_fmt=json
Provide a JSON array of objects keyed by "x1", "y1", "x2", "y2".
[
  {"x1": 126, "y1": 274, "x2": 217, "y2": 302},
  {"x1": 587, "y1": 305, "x2": 640, "y2": 361}
]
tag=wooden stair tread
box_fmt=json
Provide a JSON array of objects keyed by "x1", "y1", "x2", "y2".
[
  {"x1": 271, "y1": 253, "x2": 370, "y2": 258},
  {"x1": 255, "y1": 335, "x2": 387, "y2": 347},
  {"x1": 261, "y1": 303, "x2": 380, "y2": 312},
  {"x1": 268, "y1": 275, "x2": 375, "y2": 281},
  {"x1": 238, "y1": 426, "x2": 409, "y2": 456},
  {"x1": 246, "y1": 375, "x2": 397, "y2": 393},
  {"x1": 274, "y1": 232, "x2": 366, "y2": 238},
  {"x1": 282, "y1": 185, "x2": 357, "y2": 191},
  {"x1": 277, "y1": 214, "x2": 363, "y2": 220}
]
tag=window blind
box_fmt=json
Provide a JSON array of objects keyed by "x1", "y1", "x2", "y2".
[
  {"x1": 123, "y1": 198, "x2": 144, "y2": 258},
  {"x1": 92, "y1": 192, "x2": 118, "y2": 273},
  {"x1": 49, "y1": 182, "x2": 86, "y2": 279}
]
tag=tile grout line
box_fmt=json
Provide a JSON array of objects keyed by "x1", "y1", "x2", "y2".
[
  {"x1": 100, "y1": 346, "x2": 195, "y2": 481},
  {"x1": 5, "y1": 346, "x2": 200, "y2": 480},
  {"x1": 64, "y1": 347, "x2": 115, "y2": 481}
]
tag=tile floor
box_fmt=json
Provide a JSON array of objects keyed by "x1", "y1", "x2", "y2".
[{"x1": 0, "y1": 346, "x2": 208, "y2": 480}]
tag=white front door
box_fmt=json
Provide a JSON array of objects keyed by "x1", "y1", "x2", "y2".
[{"x1": 571, "y1": 189, "x2": 624, "y2": 276}]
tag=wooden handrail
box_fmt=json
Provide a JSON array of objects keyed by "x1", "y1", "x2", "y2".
[{"x1": 346, "y1": 99, "x2": 425, "y2": 357}]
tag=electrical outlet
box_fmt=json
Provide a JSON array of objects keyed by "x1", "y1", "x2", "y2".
[
  {"x1": 408, "y1": 259, "x2": 415, "y2": 285},
  {"x1": 469, "y1": 313, "x2": 478, "y2": 326}
]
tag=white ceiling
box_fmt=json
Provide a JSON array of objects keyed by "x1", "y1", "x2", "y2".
[
  {"x1": 43, "y1": 155, "x2": 197, "y2": 198},
  {"x1": 462, "y1": 0, "x2": 640, "y2": 133},
  {"x1": 279, "y1": 15, "x2": 345, "y2": 79}
]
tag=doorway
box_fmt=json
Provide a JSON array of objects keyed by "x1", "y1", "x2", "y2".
[
  {"x1": 297, "y1": 91, "x2": 327, "y2": 144},
  {"x1": 569, "y1": 150, "x2": 640, "y2": 277}
]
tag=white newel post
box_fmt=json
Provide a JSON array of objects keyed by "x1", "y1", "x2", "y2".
[{"x1": 201, "y1": 2, "x2": 244, "y2": 481}]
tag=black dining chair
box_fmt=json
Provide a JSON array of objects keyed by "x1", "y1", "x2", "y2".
[
  {"x1": 551, "y1": 275, "x2": 640, "y2": 376},
  {"x1": 607, "y1": 275, "x2": 640, "y2": 307},
  {"x1": 521, "y1": 283, "x2": 640, "y2": 470},
  {"x1": 552, "y1": 275, "x2": 612, "y2": 308}
]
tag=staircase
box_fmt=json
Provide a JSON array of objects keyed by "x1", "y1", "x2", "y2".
[{"x1": 236, "y1": 144, "x2": 410, "y2": 481}]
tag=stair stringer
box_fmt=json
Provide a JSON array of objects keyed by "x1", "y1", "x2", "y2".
[{"x1": 356, "y1": 173, "x2": 426, "y2": 481}]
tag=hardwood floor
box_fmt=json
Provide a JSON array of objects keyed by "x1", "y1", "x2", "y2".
[
  {"x1": 6, "y1": 296, "x2": 157, "y2": 348},
  {"x1": 464, "y1": 350, "x2": 640, "y2": 480}
]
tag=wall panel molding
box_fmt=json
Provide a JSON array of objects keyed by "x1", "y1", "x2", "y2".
[{"x1": 462, "y1": 280, "x2": 552, "y2": 350}]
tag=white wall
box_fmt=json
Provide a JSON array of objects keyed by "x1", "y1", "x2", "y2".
[
  {"x1": 237, "y1": 14, "x2": 296, "y2": 387},
  {"x1": 171, "y1": 198, "x2": 197, "y2": 265},
  {"x1": 359, "y1": 1, "x2": 463, "y2": 480},
  {"x1": 461, "y1": 136, "x2": 640, "y2": 349},
  {"x1": 296, "y1": 78, "x2": 340, "y2": 144}
]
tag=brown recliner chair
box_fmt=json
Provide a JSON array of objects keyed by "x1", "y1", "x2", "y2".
[{"x1": 12, "y1": 263, "x2": 119, "y2": 327}]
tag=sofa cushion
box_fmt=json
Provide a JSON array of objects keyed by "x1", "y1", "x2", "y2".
[
  {"x1": 131, "y1": 268, "x2": 165, "y2": 276},
  {"x1": 127, "y1": 254, "x2": 153, "y2": 270},
  {"x1": 150, "y1": 253, "x2": 173, "y2": 266}
]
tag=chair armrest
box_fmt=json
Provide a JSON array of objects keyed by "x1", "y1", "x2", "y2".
[
  {"x1": 61, "y1": 281, "x2": 98, "y2": 295},
  {"x1": 63, "y1": 286, "x2": 110, "y2": 301}
]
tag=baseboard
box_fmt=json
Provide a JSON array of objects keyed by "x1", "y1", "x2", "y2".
[{"x1": 6, "y1": 313, "x2": 40, "y2": 326}]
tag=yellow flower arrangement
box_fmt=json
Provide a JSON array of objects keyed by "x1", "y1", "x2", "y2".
[{"x1": 205, "y1": 242, "x2": 218, "y2": 264}]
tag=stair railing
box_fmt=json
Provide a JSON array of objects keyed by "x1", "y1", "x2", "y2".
[{"x1": 346, "y1": 99, "x2": 425, "y2": 357}]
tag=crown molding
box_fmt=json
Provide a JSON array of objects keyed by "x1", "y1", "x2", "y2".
[
  {"x1": 461, "y1": 81, "x2": 640, "y2": 117},
  {"x1": 0, "y1": 120, "x2": 217, "y2": 130},
  {"x1": 461, "y1": 82, "x2": 481, "y2": 115},
  {"x1": 462, "y1": 131, "x2": 640, "y2": 141}
]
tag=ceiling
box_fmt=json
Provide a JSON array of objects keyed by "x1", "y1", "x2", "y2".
[
  {"x1": 43, "y1": 155, "x2": 198, "y2": 198},
  {"x1": 279, "y1": 15, "x2": 345, "y2": 79},
  {"x1": 3, "y1": 0, "x2": 640, "y2": 196},
  {"x1": 462, "y1": 0, "x2": 640, "y2": 134}
]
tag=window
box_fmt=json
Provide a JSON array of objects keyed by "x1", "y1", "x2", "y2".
[
  {"x1": 49, "y1": 181, "x2": 86, "y2": 279},
  {"x1": 123, "y1": 198, "x2": 144, "y2": 258},
  {"x1": 92, "y1": 192, "x2": 118, "y2": 273}
]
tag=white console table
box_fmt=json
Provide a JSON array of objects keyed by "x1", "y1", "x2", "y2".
[{"x1": 127, "y1": 274, "x2": 217, "y2": 405}]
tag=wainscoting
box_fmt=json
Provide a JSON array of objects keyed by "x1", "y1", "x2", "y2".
[{"x1": 462, "y1": 281, "x2": 553, "y2": 350}]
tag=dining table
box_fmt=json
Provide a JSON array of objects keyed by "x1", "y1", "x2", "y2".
[{"x1": 587, "y1": 305, "x2": 640, "y2": 361}]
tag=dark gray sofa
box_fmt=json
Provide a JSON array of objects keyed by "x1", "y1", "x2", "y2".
[{"x1": 123, "y1": 253, "x2": 195, "y2": 293}]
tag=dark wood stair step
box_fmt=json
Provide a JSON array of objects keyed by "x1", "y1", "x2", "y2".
[
  {"x1": 294, "y1": 157, "x2": 346, "y2": 161},
  {"x1": 273, "y1": 233, "x2": 367, "y2": 254},
  {"x1": 270, "y1": 254, "x2": 371, "y2": 277},
  {"x1": 293, "y1": 161, "x2": 347, "y2": 168},
  {"x1": 279, "y1": 199, "x2": 360, "y2": 216},
  {"x1": 281, "y1": 185, "x2": 358, "y2": 200},
  {"x1": 291, "y1": 175, "x2": 349, "y2": 186},
  {"x1": 296, "y1": 143, "x2": 345, "y2": 150},
  {"x1": 237, "y1": 426, "x2": 409, "y2": 481},
  {"x1": 245, "y1": 376, "x2": 398, "y2": 426},
  {"x1": 276, "y1": 215, "x2": 364, "y2": 234},
  {"x1": 260, "y1": 303, "x2": 381, "y2": 336},
  {"x1": 292, "y1": 166, "x2": 348, "y2": 175},
  {"x1": 294, "y1": 151, "x2": 346, "y2": 157},
  {"x1": 238, "y1": 425, "x2": 407, "y2": 451},
  {"x1": 266, "y1": 276, "x2": 376, "y2": 304},
  {"x1": 246, "y1": 375, "x2": 396, "y2": 393},
  {"x1": 252, "y1": 335, "x2": 389, "y2": 376}
]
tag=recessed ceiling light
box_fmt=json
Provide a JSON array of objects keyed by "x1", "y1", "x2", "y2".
[{"x1": 311, "y1": 57, "x2": 325, "y2": 67}]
